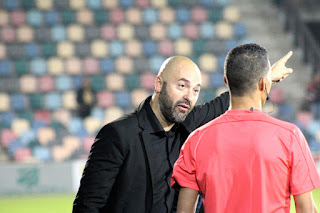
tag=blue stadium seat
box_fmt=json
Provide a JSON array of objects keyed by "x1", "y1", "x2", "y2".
[
  {"x1": 11, "y1": 94, "x2": 28, "y2": 111},
  {"x1": 115, "y1": 91, "x2": 131, "y2": 108},
  {"x1": 45, "y1": 92, "x2": 62, "y2": 110},
  {"x1": 68, "y1": 117, "x2": 83, "y2": 135},
  {"x1": 217, "y1": 55, "x2": 226, "y2": 72},
  {"x1": 143, "y1": 9, "x2": 158, "y2": 24},
  {"x1": 225, "y1": 39, "x2": 238, "y2": 51},
  {"x1": 87, "y1": 0, "x2": 102, "y2": 9},
  {"x1": 31, "y1": 120, "x2": 46, "y2": 131},
  {"x1": 200, "y1": 0, "x2": 214, "y2": 7},
  {"x1": 45, "y1": 11, "x2": 59, "y2": 26},
  {"x1": 100, "y1": 58, "x2": 115, "y2": 74},
  {"x1": 91, "y1": 107, "x2": 105, "y2": 120},
  {"x1": 0, "y1": 112, "x2": 15, "y2": 126},
  {"x1": 73, "y1": 76, "x2": 84, "y2": 89},
  {"x1": 278, "y1": 104, "x2": 295, "y2": 121},
  {"x1": 200, "y1": 22, "x2": 216, "y2": 39},
  {"x1": 27, "y1": 10, "x2": 43, "y2": 26},
  {"x1": 109, "y1": 41, "x2": 124, "y2": 57},
  {"x1": 0, "y1": 60, "x2": 12, "y2": 76},
  {"x1": 25, "y1": 43, "x2": 40, "y2": 58},
  {"x1": 56, "y1": 75, "x2": 73, "y2": 91},
  {"x1": 8, "y1": 140, "x2": 23, "y2": 157},
  {"x1": 167, "y1": 23, "x2": 183, "y2": 40},
  {"x1": 20, "y1": 130, "x2": 36, "y2": 146},
  {"x1": 143, "y1": 40, "x2": 157, "y2": 56},
  {"x1": 33, "y1": 146, "x2": 51, "y2": 161},
  {"x1": 176, "y1": 8, "x2": 190, "y2": 23},
  {"x1": 234, "y1": 23, "x2": 247, "y2": 39},
  {"x1": 4, "y1": 0, "x2": 19, "y2": 10},
  {"x1": 51, "y1": 25, "x2": 66, "y2": 42},
  {"x1": 30, "y1": 58, "x2": 47, "y2": 75},
  {"x1": 210, "y1": 73, "x2": 224, "y2": 87},
  {"x1": 120, "y1": 0, "x2": 135, "y2": 8},
  {"x1": 307, "y1": 120, "x2": 320, "y2": 137},
  {"x1": 150, "y1": 55, "x2": 165, "y2": 73}
]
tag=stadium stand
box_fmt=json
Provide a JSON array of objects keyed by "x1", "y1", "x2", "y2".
[{"x1": 0, "y1": 0, "x2": 319, "y2": 163}]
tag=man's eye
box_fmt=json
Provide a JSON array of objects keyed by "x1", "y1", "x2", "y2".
[
  {"x1": 179, "y1": 84, "x2": 185, "y2": 88},
  {"x1": 194, "y1": 89, "x2": 199, "y2": 93}
]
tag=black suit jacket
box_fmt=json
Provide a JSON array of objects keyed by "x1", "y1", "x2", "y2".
[{"x1": 73, "y1": 92, "x2": 229, "y2": 213}]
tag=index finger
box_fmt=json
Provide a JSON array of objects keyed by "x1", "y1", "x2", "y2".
[{"x1": 279, "y1": 51, "x2": 293, "y2": 64}]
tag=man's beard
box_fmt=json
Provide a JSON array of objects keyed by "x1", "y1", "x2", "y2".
[{"x1": 158, "y1": 83, "x2": 192, "y2": 124}]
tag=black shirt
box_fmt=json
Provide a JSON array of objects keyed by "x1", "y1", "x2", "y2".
[{"x1": 145, "y1": 101, "x2": 181, "y2": 213}]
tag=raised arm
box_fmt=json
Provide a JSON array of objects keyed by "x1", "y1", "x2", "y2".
[
  {"x1": 271, "y1": 51, "x2": 293, "y2": 82},
  {"x1": 73, "y1": 124, "x2": 128, "y2": 213},
  {"x1": 177, "y1": 187, "x2": 200, "y2": 213},
  {"x1": 294, "y1": 191, "x2": 318, "y2": 213}
]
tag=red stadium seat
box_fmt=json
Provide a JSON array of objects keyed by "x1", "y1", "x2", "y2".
[
  {"x1": 14, "y1": 147, "x2": 32, "y2": 162},
  {"x1": 1, "y1": 129, "x2": 16, "y2": 148}
]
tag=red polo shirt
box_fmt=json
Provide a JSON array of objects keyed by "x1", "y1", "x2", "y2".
[{"x1": 172, "y1": 110, "x2": 320, "y2": 213}]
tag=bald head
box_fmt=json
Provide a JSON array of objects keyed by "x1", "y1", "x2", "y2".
[{"x1": 157, "y1": 56, "x2": 201, "y2": 83}]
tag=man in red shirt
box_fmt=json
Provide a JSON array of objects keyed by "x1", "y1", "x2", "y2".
[{"x1": 171, "y1": 43, "x2": 320, "y2": 213}]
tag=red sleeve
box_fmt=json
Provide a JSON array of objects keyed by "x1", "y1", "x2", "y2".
[
  {"x1": 171, "y1": 131, "x2": 200, "y2": 192},
  {"x1": 290, "y1": 127, "x2": 320, "y2": 195}
]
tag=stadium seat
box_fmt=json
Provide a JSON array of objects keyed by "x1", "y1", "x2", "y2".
[
  {"x1": 26, "y1": 10, "x2": 43, "y2": 26},
  {"x1": 61, "y1": 10, "x2": 76, "y2": 25},
  {"x1": 83, "y1": 136, "x2": 94, "y2": 153},
  {"x1": 87, "y1": 0, "x2": 102, "y2": 9},
  {"x1": 48, "y1": 57, "x2": 64, "y2": 75},
  {"x1": 20, "y1": 129, "x2": 36, "y2": 146},
  {"x1": 56, "y1": 75, "x2": 73, "y2": 91},
  {"x1": 110, "y1": 8, "x2": 125, "y2": 24},
  {"x1": 106, "y1": 73, "x2": 125, "y2": 91},
  {"x1": 62, "y1": 136, "x2": 81, "y2": 157},
  {"x1": 200, "y1": 73, "x2": 210, "y2": 89},
  {"x1": 151, "y1": 0, "x2": 167, "y2": 8},
  {"x1": 100, "y1": 58, "x2": 115, "y2": 74},
  {"x1": 191, "y1": 7, "x2": 207, "y2": 23},
  {"x1": 44, "y1": 92, "x2": 62, "y2": 110},
  {"x1": 115, "y1": 91, "x2": 131, "y2": 108},
  {"x1": 131, "y1": 89, "x2": 150, "y2": 107},
  {"x1": 1, "y1": 128, "x2": 16, "y2": 148},
  {"x1": 0, "y1": 43, "x2": 6, "y2": 59},
  {"x1": 193, "y1": 40, "x2": 206, "y2": 56},
  {"x1": 75, "y1": 42, "x2": 91, "y2": 57},
  {"x1": 20, "y1": 75, "x2": 38, "y2": 93},
  {"x1": 296, "y1": 111, "x2": 313, "y2": 128},
  {"x1": 1, "y1": 27, "x2": 15, "y2": 43},
  {"x1": 14, "y1": 59, "x2": 28, "y2": 76},
  {"x1": 52, "y1": 109, "x2": 71, "y2": 127},
  {"x1": 36, "y1": 0, "x2": 53, "y2": 10},
  {"x1": 83, "y1": 57, "x2": 99, "y2": 74},
  {"x1": 159, "y1": 7, "x2": 175, "y2": 24},
  {"x1": 307, "y1": 120, "x2": 320, "y2": 137},
  {"x1": 34, "y1": 27, "x2": 51, "y2": 42},
  {"x1": 1, "y1": 78, "x2": 20, "y2": 93},
  {"x1": 94, "y1": 10, "x2": 108, "y2": 25},
  {"x1": 11, "y1": 10, "x2": 26, "y2": 26},
  {"x1": 104, "y1": 106, "x2": 124, "y2": 124},
  {"x1": 115, "y1": 56, "x2": 133, "y2": 73},
  {"x1": 216, "y1": 21, "x2": 233, "y2": 39},
  {"x1": 68, "y1": 24, "x2": 84, "y2": 42},
  {"x1": 210, "y1": 72, "x2": 225, "y2": 88},
  {"x1": 39, "y1": 76, "x2": 54, "y2": 92},
  {"x1": 208, "y1": 8, "x2": 223, "y2": 23},
  {"x1": 25, "y1": 43, "x2": 40, "y2": 58},
  {"x1": 126, "y1": 40, "x2": 142, "y2": 57},
  {"x1": 233, "y1": 23, "x2": 247, "y2": 39},
  {"x1": 52, "y1": 145, "x2": 67, "y2": 162},
  {"x1": 21, "y1": 0, "x2": 35, "y2": 9},
  {"x1": 143, "y1": 8, "x2": 158, "y2": 24},
  {"x1": 68, "y1": 117, "x2": 83, "y2": 135},
  {"x1": 83, "y1": 117, "x2": 101, "y2": 135},
  {"x1": 57, "y1": 41, "x2": 74, "y2": 58},
  {"x1": 174, "y1": 39, "x2": 192, "y2": 56},
  {"x1": 117, "y1": 23, "x2": 134, "y2": 40},
  {"x1": 70, "y1": 0, "x2": 85, "y2": 10},
  {"x1": 34, "y1": 110, "x2": 51, "y2": 124},
  {"x1": 134, "y1": 58, "x2": 150, "y2": 73},
  {"x1": 0, "y1": 10, "x2": 9, "y2": 26},
  {"x1": 8, "y1": 140, "x2": 24, "y2": 158},
  {"x1": 11, "y1": 93, "x2": 28, "y2": 111},
  {"x1": 125, "y1": 74, "x2": 140, "y2": 90},
  {"x1": 136, "y1": 0, "x2": 149, "y2": 8},
  {"x1": 91, "y1": 39, "x2": 108, "y2": 58},
  {"x1": 11, "y1": 118, "x2": 30, "y2": 137},
  {"x1": 77, "y1": 9, "x2": 94, "y2": 26},
  {"x1": 199, "y1": 53, "x2": 218, "y2": 72},
  {"x1": 200, "y1": 22, "x2": 216, "y2": 39},
  {"x1": 223, "y1": 6, "x2": 240, "y2": 23},
  {"x1": 45, "y1": 11, "x2": 59, "y2": 25},
  {"x1": 119, "y1": 0, "x2": 135, "y2": 8},
  {"x1": 97, "y1": 91, "x2": 115, "y2": 108},
  {"x1": 51, "y1": 25, "x2": 66, "y2": 41},
  {"x1": 150, "y1": 55, "x2": 165, "y2": 73},
  {"x1": 150, "y1": 23, "x2": 166, "y2": 40},
  {"x1": 30, "y1": 58, "x2": 47, "y2": 75},
  {"x1": 14, "y1": 147, "x2": 33, "y2": 162},
  {"x1": 103, "y1": 0, "x2": 118, "y2": 9},
  {"x1": 143, "y1": 40, "x2": 157, "y2": 56},
  {"x1": 101, "y1": 24, "x2": 117, "y2": 40},
  {"x1": 158, "y1": 40, "x2": 174, "y2": 56},
  {"x1": 66, "y1": 57, "x2": 82, "y2": 75},
  {"x1": 91, "y1": 107, "x2": 105, "y2": 121},
  {"x1": 176, "y1": 8, "x2": 190, "y2": 23},
  {"x1": 278, "y1": 103, "x2": 295, "y2": 121},
  {"x1": 141, "y1": 72, "x2": 156, "y2": 90},
  {"x1": 90, "y1": 75, "x2": 105, "y2": 91},
  {"x1": 37, "y1": 127, "x2": 56, "y2": 146},
  {"x1": 184, "y1": 23, "x2": 199, "y2": 40},
  {"x1": 33, "y1": 146, "x2": 51, "y2": 161},
  {"x1": 126, "y1": 8, "x2": 142, "y2": 24},
  {"x1": 0, "y1": 60, "x2": 13, "y2": 76}
]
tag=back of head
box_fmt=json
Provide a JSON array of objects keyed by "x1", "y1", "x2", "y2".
[{"x1": 224, "y1": 43, "x2": 269, "y2": 96}]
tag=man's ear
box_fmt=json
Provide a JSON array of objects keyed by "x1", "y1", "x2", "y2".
[
  {"x1": 155, "y1": 76, "x2": 163, "y2": 93},
  {"x1": 224, "y1": 76, "x2": 228, "y2": 85},
  {"x1": 258, "y1": 77, "x2": 266, "y2": 92}
]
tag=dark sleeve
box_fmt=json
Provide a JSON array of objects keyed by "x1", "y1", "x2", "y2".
[
  {"x1": 76, "y1": 89, "x2": 83, "y2": 104},
  {"x1": 183, "y1": 91, "x2": 230, "y2": 131},
  {"x1": 73, "y1": 124, "x2": 128, "y2": 213}
]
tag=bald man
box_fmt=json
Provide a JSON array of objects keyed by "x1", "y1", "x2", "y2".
[{"x1": 73, "y1": 55, "x2": 292, "y2": 213}]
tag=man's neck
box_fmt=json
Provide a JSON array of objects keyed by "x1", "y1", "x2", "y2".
[
  {"x1": 230, "y1": 94, "x2": 262, "y2": 111},
  {"x1": 150, "y1": 95, "x2": 175, "y2": 132}
]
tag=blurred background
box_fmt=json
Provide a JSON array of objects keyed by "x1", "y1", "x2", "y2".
[{"x1": 0, "y1": 0, "x2": 319, "y2": 212}]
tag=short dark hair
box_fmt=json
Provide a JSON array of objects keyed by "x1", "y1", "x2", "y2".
[{"x1": 224, "y1": 43, "x2": 270, "y2": 96}]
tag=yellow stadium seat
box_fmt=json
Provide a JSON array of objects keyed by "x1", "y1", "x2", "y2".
[
  {"x1": 70, "y1": 0, "x2": 85, "y2": 10},
  {"x1": 117, "y1": 23, "x2": 134, "y2": 40},
  {"x1": 84, "y1": 117, "x2": 102, "y2": 135},
  {"x1": 37, "y1": 127, "x2": 56, "y2": 146},
  {"x1": 0, "y1": 43, "x2": 6, "y2": 59},
  {"x1": 106, "y1": 73, "x2": 124, "y2": 91},
  {"x1": 0, "y1": 10, "x2": 9, "y2": 26},
  {"x1": 77, "y1": 9, "x2": 94, "y2": 25},
  {"x1": 216, "y1": 21, "x2": 233, "y2": 39},
  {"x1": 150, "y1": 23, "x2": 166, "y2": 40},
  {"x1": 16, "y1": 26, "x2": 33, "y2": 43},
  {"x1": 63, "y1": 136, "x2": 81, "y2": 154},
  {"x1": 62, "y1": 91, "x2": 77, "y2": 110},
  {"x1": 126, "y1": 8, "x2": 142, "y2": 24},
  {"x1": 57, "y1": 41, "x2": 74, "y2": 58},
  {"x1": 66, "y1": 57, "x2": 82, "y2": 75},
  {"x1": 48, "y1": 57, "x2": 64, "y2": 75},
  {"x1": 201, "y1": 73, "x2": 210, "y2": 89},
  {"x1": 223, "y1": 6, "x2": 240, "y2": 23},
  {"x1": 104, "y1": 106, "x2": 124, "y2": 124},
  {"x1": 131, "y1": 89, "x2": 150, "y2": 107},
  {"x1": 115, "y1": 56, "x2": 133, "y2": 74},
  {"x1": 0, "y1": 93, "x2": 10, "y2": 111},
  {"x1": 20, "y1": 75, "x2": 38, "y2": 93},
  {"x1": 91, "y1": 39, "x2": 108, "y2": 58},
  {"x1": 151, "y1": 0, "x2": 167, "y2": 8},
  {"x1": 102, "y1": 0, "x2": 118, "y2": 9},
  {"x1": 52, "y1": 109, "x2": 71, "y2": 127},
  {"x1": 174, "y1": 39, "x2": 192, "y2": 56},
  {"x1": 12, "y1": 118, "x2": 30, "y2": 137},
  {"x1": 68, "y1": 24, "x2": 84, "y2": 42},
  {"x1": 159, "y1": 7, "x2": 175, "y2": 24},
  {"x1": 36, "y1": 0, "x2": 53, "y2": 10},
  {"x1": 199, "y1": 53, "x2": 218, "y2": 72},
  {"x1": 125, "y1": 40, "x2": 142, "y2": 57}
]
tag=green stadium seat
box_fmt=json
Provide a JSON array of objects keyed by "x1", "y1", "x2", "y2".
[
  {"x1": 94, "y1": 10, "x2": 109, "y2": 25},
  {"x1": 15, "y1": 60, "x2": 29, "y2": 76},
  {"x1": 208, "y1": 8, "x2": 223, "y2": 23},
  {"x1": 42, "y1": 43, "x2": 56, "y2": 58},
  {"x1": 61, "y1": 10, "x2": 76, "y2": 25},
  {"x1": 125, "y1": 74, "x2": 140, "y2": 90},
  {"x1": 29, "y1": 93, "x2": 43, "y2": 110},
  {"x1": 91, "y1": 75, "x2": 105, "y2": 91}
]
